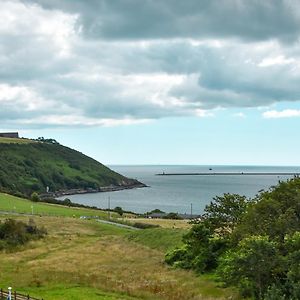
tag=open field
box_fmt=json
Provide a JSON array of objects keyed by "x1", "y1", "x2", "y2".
[
  {"x1": 0, "y1": 193, "x2": 118, "y2": 219},
  {"x1": 0, "y1": 137, "x2": 34, "y2": 144},
  {"x1": 0, "y1": 213, "x2": 238, "y2": 300}
]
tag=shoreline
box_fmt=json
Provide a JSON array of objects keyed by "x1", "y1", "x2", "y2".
[{"x1": 40, "y1": 182, "x2": 147, "y2": 199}]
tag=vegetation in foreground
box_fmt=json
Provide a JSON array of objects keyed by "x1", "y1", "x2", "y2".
[
  {"x1": 0, "y1": 139, "x2": 141, "y2": 196},
  {"x1": 166, "y1": 178, "x2": 300, "y2": 299},
  {"x1": 0, "y1": 215, "x2": 237, "y2": 300}
]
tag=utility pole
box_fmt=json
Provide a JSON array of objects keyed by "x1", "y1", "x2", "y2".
[
  {"x1": 108, "y1": 197, "x2": 111, "y2": 219},
  {"x1": 190, "y1": 203, "x2": 193, "y2": 219}
]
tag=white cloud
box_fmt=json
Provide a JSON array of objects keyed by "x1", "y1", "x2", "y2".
[
  {"x1": 2, "y1": 0, "x2": 300, "y2": 128},
  {"x1": 0, "y1": 84, "x2": 55, "y2": 111},
  {"x1": 0, "y1": 0, "x2": 78, "y2": 57},
  {"x1": 262, "y1": 109, "x2": 300, "y2": 119},
  {"x1": 18, "y1": 115, "x2": 152, "y2": 127},
  {"x1": 258, "y1": 55, "x2": 296, "y2": 67},
  {"x1": 195, "y1": 109, "x2": 214, "y2": 117}
]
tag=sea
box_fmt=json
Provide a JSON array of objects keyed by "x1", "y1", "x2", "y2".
[{"x1": 59, "y1": 165, "x2": 300, "y2": 215}]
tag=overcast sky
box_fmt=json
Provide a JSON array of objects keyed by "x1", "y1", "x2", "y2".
[{"x1": 1, "y1": 0, "x2": 300, "y2": 165}]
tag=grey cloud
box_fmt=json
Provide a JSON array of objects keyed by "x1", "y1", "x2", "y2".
[
  {"x1": 24, "y1": 0, "x2": 300, "y2": 43},
  {"x1": 2, "y1": 0, "x2": 300, "y2": 128}
]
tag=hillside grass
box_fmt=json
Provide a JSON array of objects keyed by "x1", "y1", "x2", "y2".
[
  {"x1": 0, "y1": 137, "x2": 34, "y2": 144},
  {"x1": 0, "y1": 214, "x2": 238, "y2": 300},
  {"x1": 0, "y1": 142, "x2": 138, "y2": 196},
  {"x1": 0, "y1": 192, "x2": 118, "y2": 218}
]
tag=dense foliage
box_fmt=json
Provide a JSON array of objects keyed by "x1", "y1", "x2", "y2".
[
  {"x1": 166, "y1": 178, "x2": 300, "y2": 299},
  {"x1": 0, "y1": 141, "x2": 140, "y2": 196},
  {"x1": 0, "y1": 218, "x2": 46, "y2": 250}
]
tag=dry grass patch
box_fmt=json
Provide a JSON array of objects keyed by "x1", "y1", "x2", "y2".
[{"x1": 0, "y1": 215, "x2": 237, "y2": 300}]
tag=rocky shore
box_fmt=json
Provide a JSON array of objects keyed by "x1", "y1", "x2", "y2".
[{"x1": 39, "y1": 182, "x2": 147, "y2": 199}]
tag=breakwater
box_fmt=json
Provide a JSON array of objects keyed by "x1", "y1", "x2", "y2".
[{"x1": 156, "y1": 172, "x2": 300, "y2": 176}]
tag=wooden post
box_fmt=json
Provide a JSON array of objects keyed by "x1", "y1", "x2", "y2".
[
  {"x1": 27, "y1": 295, "x2": 30, "y2": 299},
  {"x1": 0, "y1": 288, "x2": 2, "y2": 299},
  {"x1": 14, "y1": 291, "x2": 17, "y2": 300}
]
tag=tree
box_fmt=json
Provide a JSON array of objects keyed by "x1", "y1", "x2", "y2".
[
  {"x1": 166, "y1": 223, "x2": 228, "y2": 273},
  {"x1": 114, "y1": 206, "x2": 124, "y2": 216},
  {"x1": 233, "y1": 178, "x2": 300, "y2": 243},
  {"x1": 31, "y1": 192, "x2": 40, "y2": 202},
  {"x1": 203, "y1": 193, "x2": 249, "y2": 237},
  {"x1": 218, "y1": 236, "x2": 283, "y2": 299}
]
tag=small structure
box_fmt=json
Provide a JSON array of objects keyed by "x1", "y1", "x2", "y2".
[{"x1": 0, "y1": 132, "x2": 19, "y2": 138}]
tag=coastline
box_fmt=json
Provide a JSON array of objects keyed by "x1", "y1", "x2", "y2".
[{"x1": 40, "y1": 182, "x2": 147, "y2": 199}]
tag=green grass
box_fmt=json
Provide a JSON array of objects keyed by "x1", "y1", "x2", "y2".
[
  {"x1": 0, "y1": 137, "x2": 34, "y2": 144},
  {"x1": 0, "y1": 214, "x2": 238, "y2": 300},
  {"x1": 127, "y1": 228, "x2": 185, "y2": 251},
  {"x1": 0, "y1": 192, "x2": 117, "y2": 218},
  {"x1": 17, "y1": 285, "x2": 138, "y2": 300},
  {"x1": 0, "y1": 195, "x2": 238, "y2": 299},
  {"x1": 0, "y1": 141, "x2": 140, "y2": 196}
]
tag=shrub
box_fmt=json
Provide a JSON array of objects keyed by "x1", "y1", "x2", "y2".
[{"x1": 0, "y1": 218, "x2": 47, "y2": 250}]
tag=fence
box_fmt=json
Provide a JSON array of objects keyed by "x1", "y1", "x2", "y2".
[{"x1": 0, "y1": 289, "x2": 42, "y2": 300}]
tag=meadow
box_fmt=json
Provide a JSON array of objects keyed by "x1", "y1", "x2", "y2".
[
  {"x1": 0, "y1": 194, "x2": 238, "y2": 300},
  {"x1": 0, "y1": 193, "x2": 117, "y2": 218},
  {"x1": 0, "y1": 137, "x2": 33, "y2": 144}
]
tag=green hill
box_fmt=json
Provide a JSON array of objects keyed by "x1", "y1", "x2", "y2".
[{"x1": 0, "y1": 137, "x2": 143, "y2": 197}]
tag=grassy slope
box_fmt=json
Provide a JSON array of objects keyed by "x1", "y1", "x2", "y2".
[
  {"x1": 0, "y1": 137, "x2": 33, "y2": 144},
  {"x1": 0, "y1": 195, "x2": 238, "y2": 300},
  {"x1": 0, "y1": 192, "x2": 118, "y2": 218},
  {"x1": 0, "y1": 139, "x2": 139, "y2": 196}
]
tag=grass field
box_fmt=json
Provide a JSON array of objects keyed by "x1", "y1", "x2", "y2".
[
  {"x1": 0, "y1": 137, "x2": 33, "y2": 144},
  {"x1": 0, "y1": 215, "x2": 238, "y2": 300},
  {"x1": 125, "y1": 218, "x2": 192, "y2": 229},
  {"x1": 0, "y1": 194, "x2": 238, "y2": 299},
  {"x1": 0, "y1": 193, "x2": 118, "y2": 218}
]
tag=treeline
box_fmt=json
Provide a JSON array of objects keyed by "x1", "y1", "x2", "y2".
[{"x1": 166, "y1": 178, "x2": 300, "y2": 299}]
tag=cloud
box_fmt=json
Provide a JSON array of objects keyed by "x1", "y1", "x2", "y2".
[
  {"x1": 1, "y1": 0, "x2": 300, "y2": 128},
  {"x1": 263, "y1": 109, "x2": 300, "y2": 118},
  {"x1": 24, "y1": 0, "x2": 300, "y2": 43}
]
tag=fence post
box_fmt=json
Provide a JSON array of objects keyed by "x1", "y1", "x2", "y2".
[
  {"x1": 27, "y1": 295, "x2": 30, "y2": 299},
  {"x1": 14, "y1": 290, "x2": 17, "y2": 300},
  {"x1": 0, "y1": 288, "x2": 2, "y2": 299}
]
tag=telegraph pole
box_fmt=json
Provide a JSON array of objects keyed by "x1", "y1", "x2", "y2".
[
  {"x1": 108, "y1": 197, "x2": 111, "y2": 219},
  {"x1": 190, "y1": 203, "x2": 193, "y2": 219}
]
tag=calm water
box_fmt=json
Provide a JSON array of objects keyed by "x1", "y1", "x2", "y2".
[{"x1": 59, "y1": 165, "x2": 300, "y2": 214}]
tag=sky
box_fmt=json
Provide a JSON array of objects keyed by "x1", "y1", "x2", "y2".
[{"x1": 1, "y1": 0, "x2": 300, "y2": 165}]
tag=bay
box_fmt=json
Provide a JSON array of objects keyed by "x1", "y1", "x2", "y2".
[{"x1": 58, "y1": 165, "x2": 300, "y2": 214}]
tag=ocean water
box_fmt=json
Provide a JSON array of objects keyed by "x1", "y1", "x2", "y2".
[{"x1": 59, "y1": 165, "x2": 300, "y2": 214}]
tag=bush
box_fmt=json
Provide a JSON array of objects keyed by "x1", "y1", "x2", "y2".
[
  {"x1": 0, "y1": 218, "x2": 47, "y2": 250},
  {"x1": 31, "y1": 192, "x2": 40, "y2": 202}
]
